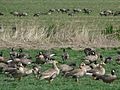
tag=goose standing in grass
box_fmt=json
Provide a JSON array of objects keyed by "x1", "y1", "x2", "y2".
[
  {"x1": 93, "y1": 69, "x2": 117, "y2": 83},
  {"x1": 40, "y1": 61, "x2": 60, "y2": 83},
  {"x1": 59, "y1": 64, "x2": 75, "y2": 76},
  {"x1": 65, "y1": 63, "x2": 87, "y2": 82}
]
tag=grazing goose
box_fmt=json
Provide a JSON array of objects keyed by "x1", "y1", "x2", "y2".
[
  {"x1": 40, "y1": 61, "x2": 60, "y2": 83},
  {"x1": 93, "y1": 69, "x2": 117, "y2": 83},
  {"x1": 65, "y1": 63, "x2": 87, "y2": 82},
  {"x1": 61, "y1": 49, "x2": 69, "y2": 61}
]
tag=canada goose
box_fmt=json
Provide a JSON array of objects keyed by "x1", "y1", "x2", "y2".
[
  {"x1": 61, "y1": 49, "x2": 69, "y2": 61},
  {"x1": 35, "y1": 51, "x2": 46, "y2": 64},
  {"x1": 84, "y1": 48, "x2": 92, "y2": 56},
  {"x1": 40, "y1": 61, "x2": 60, "y2": 83},
  {"x1": 7, "y1": 63, "x2": 33, "y2": 80},
  {"x1": 85, "y1": 50, "x2": 99, "y2": 63},
  {"x1": 65, "y1": 63, "x2": 87, "y2": 82},
  {"x1": 17, "y1": 48, "x2": 28, "y2": 59},
  {"x1": 86, "y1": 63, "x2": 105, "y2": 76},
  {"x1": 9, "y1": 47, "x2": 18, "y2": 58},
  {"x1": 6, "y1": 63, "x2": 24, "y2": 80},
  {"x1": 43, "y1": 50, "x2": 55, "y2": 61},
  {"x1": 93, "y1": 69, "x2": 117, "y2": 83}
]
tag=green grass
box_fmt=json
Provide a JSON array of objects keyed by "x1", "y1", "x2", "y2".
[
  {"x1": 0, "y1": 48, "x2": 120, "y2": 90},
  {"x1": 0, "y1": 0, "x2": 119, "y2": 48},
  {"x1": 0, "y1": 0, "x2": 120, "y2": 29}
]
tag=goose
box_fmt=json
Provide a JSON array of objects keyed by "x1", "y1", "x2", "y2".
[
  {"x1": 35, "y1": 51, "x2": 46, "y2": 64},
  {"x1": 86, "y1": 63, "x2": 105, "y2": 76},
  {"x1": 80, "y1": 62, "x2": 92, "y2": 71},
  {"x1": 17, "y1": 48, "x2": 29, "y2": 59},
  {"x1": 40, "y1": 61, "x2": 60, "y2": 83},
  {"x1": 93, "y1": 69, "x2": 117, "y2": 83},
  {"x1": 59, "y1": 64, "x2": 75, "y2": 75},
  {"x1": 100, "y1": 55, "x2": 112, "y2": 64},
  {"x1": 84, "y1": 50, "x2": 99, "y2": 63},
  {"x1": 65, "y1": 63, "x2": 87, "y2": 82},
  {"x1": 32, "y1": 65, "x2": 41, "y2": 79},
  {"x1": 61, "y1": 49, "x2": 69, "y2": 61},
  {"x1": 9, "y1": 47, "x2": 18, "y2": 58},
  {"x1": 5, "y1": 62, "x2": 33, "y2": 80},
  {"x1": 84, "y1": 48, "x2": 92, "y2": 56},
  {"x1": 0, "y1": 62, "x2": 8, "y2": 72}
]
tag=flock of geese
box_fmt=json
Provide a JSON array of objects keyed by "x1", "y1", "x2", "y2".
[{"x1": 0, "y1": 47, "x2": 119, "y2": 84}]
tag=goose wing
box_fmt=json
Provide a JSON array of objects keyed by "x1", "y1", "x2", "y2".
[{"x1": 40, "y1": 69, "x2": 57, "y2": 79}]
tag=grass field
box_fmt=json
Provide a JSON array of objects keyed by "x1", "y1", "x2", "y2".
[
  {"x1": 0, "y1": 0, "x2": 120, "y2": 48},
  {"x1": 0, "y1": 1, "x2": 120, "y2": 89},
  {"x1": 0, "y1": 48, "x2": 120, "y2": 90}
]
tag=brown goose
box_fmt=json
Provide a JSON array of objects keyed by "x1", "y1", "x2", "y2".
[
  {"x1": 40, "y1": 61, "x2": 60, "y2": 83},
  {"x1": 65, "y1": 63, "x2": 87, "y2": 82},
  {"x1": 59, "y1": 64, "x2": 74, "y2": 75}
]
